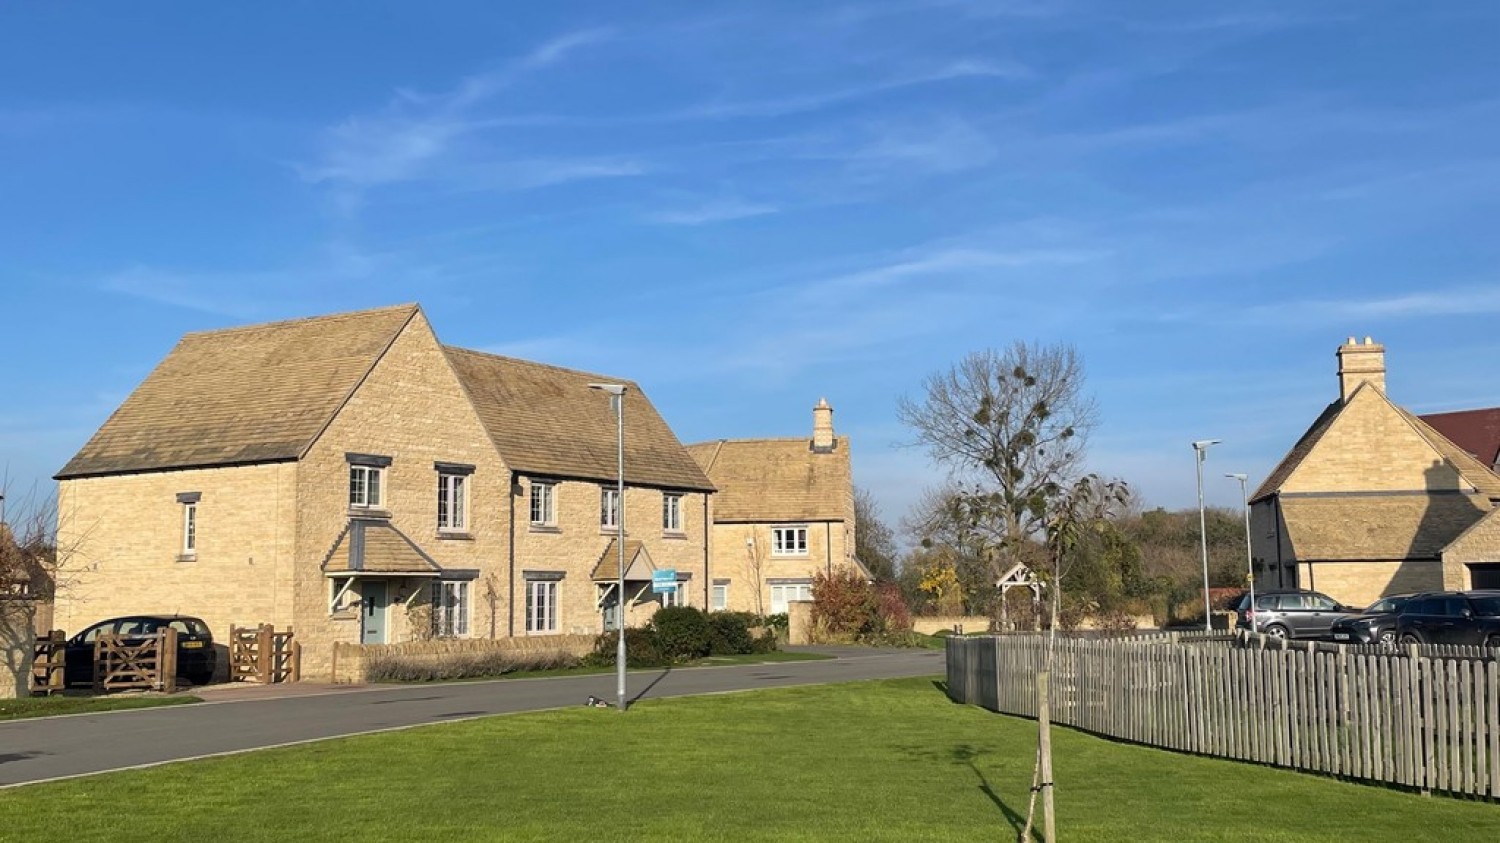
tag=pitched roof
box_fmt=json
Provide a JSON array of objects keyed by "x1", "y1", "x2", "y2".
[
  {"x1": 1419, "y1": 407, "x2": 1500, "y2": 469},
  {"x1": 685, "y1": 437, "x2": 850, "y2": 522},
  {"x1": 1251, "y1": 389, "x2": 1500, "y2": 503},
  {"x1": 1279, "y1": 493, "x2": 1490, "y2": 561},
  {"x1": 591, "y1": 539, "x2": 654, "y2": 581},
  {"x1": 445, "y1": 347, "x2": 713, "y2": 492},
  {"x1": 321, "y1": 519, "x2": 443, "y2": 575},
  {"x1": 57, "y1": 304, "x2": 418, "y2": 479}
]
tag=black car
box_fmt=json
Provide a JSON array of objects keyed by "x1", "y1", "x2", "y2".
[
  {"x1": 1231, "y1": 589, "x2": 1359, "y2": 639},
  {"x1": 64, "y1": 615, "x2": 216, "y2": 687},
  {"x1": 1395, "y1": 591, "x2": 1500, "y2": 647},
  {"x1": 1328, "y1": 594, "x2": 1413, "y2": 646}
]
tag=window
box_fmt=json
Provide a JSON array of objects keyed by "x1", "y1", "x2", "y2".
[
  {"x1": 663, "y1": 493, "x2": 683, "y2": 533},
  {"x1": 526, "y1": 578, "x2": 560, "y2": 633},
  {"x1": 661, "y1": 581, "x2": 686, "y2": 608},
  {"x1": 432, "y1": 581, "x2": 471, "y2": 637},
  {"x1": 770, "y1": 581, "x2": 813, "y2": 614},
  {"x1": 437, "y1": 473, "x2": 467, "y2": 532},
  {"x1": 772, "y1": 525, "x2": 808, "y2": 556},
  {"x1": 530, "y1": 481, "x2": 556, "y2": 527},
  {"x1": 176, "y1": 492, "x2": 200, "y2": 558},
  {"x1": 182, "y1": 502, "x2": 197, "y2": 555},
  {"x1": 601, "y1": 487, "x2": 621, "y2": 530},
  {"x1": 712, "y1": 580, "x2": 730, "y2": 612},
  {"x1": 349, "y1": 465, "x2": 384, "y2": 509}
]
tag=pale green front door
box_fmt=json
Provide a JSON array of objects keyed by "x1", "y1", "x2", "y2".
[{"x1": 362, "y1": 581, "x2": 388, "y2": 644}]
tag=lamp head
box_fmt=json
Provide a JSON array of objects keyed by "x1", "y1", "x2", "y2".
[
  {"x1": 588, "y1": 383, "x2": 626, "y2": 396},
  {"x1": 1225, "y1": 473, "x2": 1248, "y2": 481},
  {"x1": 1191, "y1": 439, "x2": 1221, "y2": 451}
]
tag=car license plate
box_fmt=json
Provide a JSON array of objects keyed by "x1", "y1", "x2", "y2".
[
  {"x1": 182, "y1": 641, "x2": 205, "y2": 649},
  {"x1": 1333, "y1": 633, "x2": 1349, "y2": 641}
]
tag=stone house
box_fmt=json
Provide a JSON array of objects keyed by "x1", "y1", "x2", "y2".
[
  {"x1": 686, "y1": 399, "x2": 868, "y2": 616},
  {"x1": 53, "y1": 304, "x2": 714, "y2": 678},
  {"x1": 1250, "y1": 337, "x2": 1500, "y2": 608}
]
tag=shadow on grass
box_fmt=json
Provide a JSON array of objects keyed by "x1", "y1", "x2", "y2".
[
  {"x1": 931, "y1": 679, "x2": 968, "y2": 703},
  {"x1": 950, "y1": 744, "x2": 1037, "y2": 841}
]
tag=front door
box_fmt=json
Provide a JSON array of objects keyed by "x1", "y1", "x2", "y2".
[
  {"x1": 601, "y1": 585, "x2": 621, "y2": 632},
  {"x1": 362, "y1": 581, "x2": 388, "y2": 644}
]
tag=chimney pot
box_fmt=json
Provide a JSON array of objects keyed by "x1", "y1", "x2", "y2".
[
  {"x1": 812, "y1": 398, "x2": 835, "y2": 453},
  {"x1": 1336, "y1": 336, "x2": 1386, "y2": 403}
]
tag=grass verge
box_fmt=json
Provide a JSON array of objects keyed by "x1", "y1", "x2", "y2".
[
  {"x1": 0, "y1": 694, "x2": 198, "y2": 721},
  {"x1": 0, "y1": 678, "x2": 1495, "y2": 841}
]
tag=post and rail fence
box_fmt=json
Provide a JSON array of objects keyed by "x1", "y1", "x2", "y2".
[{"x1": 947, "y1": 631, "x2": 1500, "y2": 799}]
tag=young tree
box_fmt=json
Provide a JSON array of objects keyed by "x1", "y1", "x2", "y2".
[
  {"x1": 853, "y1": 487, "x2": 897, "y2": 581},
  {"x1": 897, "y1": 343, "x2": 1097, "y2": 585}
]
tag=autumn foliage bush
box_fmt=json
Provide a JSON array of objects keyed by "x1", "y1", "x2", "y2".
[{"x1": 811, "y1": 569, "x2": 914, "y2": 644}]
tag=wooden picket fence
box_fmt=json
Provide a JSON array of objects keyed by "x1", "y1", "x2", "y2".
[
  {"x1": 94, "y1": 628, "x2": 177, "y2": 692},
  {"x1": 229, "y1": 624, "x2": 300, "y2": 684},
  {"x1": 947, "y1": 632, "x2": 1500, "y2": 799}
]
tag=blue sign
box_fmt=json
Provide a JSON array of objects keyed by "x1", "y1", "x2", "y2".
[{"x1": 652, "y1": 569, "x2": 677, "y2": 594}]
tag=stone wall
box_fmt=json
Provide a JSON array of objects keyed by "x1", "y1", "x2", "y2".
[
  {"x1": 912, "y1": 616, "x2": 992, "y2": 636},
  {"x1": 0, "y1": 600, "x2": 36, "y2": 698}
]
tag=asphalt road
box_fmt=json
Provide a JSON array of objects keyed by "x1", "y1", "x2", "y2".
[{"x1": 0, "y1": 647, "x2": 943, "y2": 788}]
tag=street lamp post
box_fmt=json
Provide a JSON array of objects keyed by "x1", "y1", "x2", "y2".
[
  {"x1": 590, "y1": 382, "x2": 628, "y2": 712},
  {"x1": 1192, "y1": 439, "x2": 1221, "y2": 634},
  {"x1": 1225, "y1": 473, "x2": 1255, "y2": 632}
]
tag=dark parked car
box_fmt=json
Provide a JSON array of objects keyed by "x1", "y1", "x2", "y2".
[
  {"x1": 64, "y1": 615, "x2": 216, "y2": 687},
  {"x1": 1232, "y1": 589, "x2": 1359, "y2": 640},
  {"x1": 1395, "y1": 591, "x2": 1500, "y2": 647},
  {"x1": 1328, "y1": 594, "x2": 1413, "y2": 645}
]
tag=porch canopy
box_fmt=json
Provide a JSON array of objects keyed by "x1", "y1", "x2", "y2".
[{"x1": 321, "y1": 519, "x2": 477, "y2": 610}]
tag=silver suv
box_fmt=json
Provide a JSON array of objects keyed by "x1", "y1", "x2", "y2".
[{"x1": 1232, "y1": 589, "x2": 1359, "y2": 640}]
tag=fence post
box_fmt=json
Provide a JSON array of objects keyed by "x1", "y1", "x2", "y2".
[
  {"x1": 160, "y1": 627, "x2": 178, "y2": 693},
  {"x1": 258, "y1": 624, "x2": 273, "y2": 684},
  {"x1": 290, "y1": 637, "x2": 302, "y2": 683}
]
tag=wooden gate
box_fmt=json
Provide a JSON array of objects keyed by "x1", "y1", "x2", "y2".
[
  {"x1": 229, "y1": 624, "x2": 300, "y2": 684},
  {"x1": 94, "y1": 628, "x2": 177, "y2": 692},
  {"x1": 31, "y1": 630, "x2": 65, "y2": 695}
]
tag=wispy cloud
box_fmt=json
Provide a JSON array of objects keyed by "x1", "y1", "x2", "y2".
[
  {"x1": 1252, "y1": 286, "x2": 1500, "y2": 323},
  {"x1": 646, "y1": 197, "x2": 778, "y2": 225}
]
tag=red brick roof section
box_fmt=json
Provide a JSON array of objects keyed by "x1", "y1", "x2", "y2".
[{"x1": 1419, "y1": 407, "x2": 1500, "y2": 469}]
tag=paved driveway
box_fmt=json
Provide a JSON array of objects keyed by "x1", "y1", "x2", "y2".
[{"x1": 0, "y1": 647, "x2": 942, "y2": 788}]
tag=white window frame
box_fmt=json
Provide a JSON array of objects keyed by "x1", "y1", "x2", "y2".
[
  {"x1": 349, "y1": 465, "x2": 384, "y2": 509},
  {"x1": 526, "y1": 579, "x2": 559, "y2": 634},
  {"x1": 600, "y1": 487, "x2": 621, "y2": 530},
  {"x1": 712, "y1": 580, "x2": 729, "y2": 612},
  {"x1": 437, "y1": 473, "x2": 467, "y2": 532},
  {"x1": 530, "y1": 481, "x2": 556, "y2": 527},
  {"x1": 182, "y1": 502, "x2": 197, "y2": 556},
  {"x1": 772, "y1": 525, "x2": 809, "y2": 556},
  {"x1": 770, "y1": 581, "x2": 813, "y2": 614},
  {"x1": 663, "y1": 493, "x2": 683, "y2": 533},
  {"x1": 661, "y1": 580, "x2": 687, "y2": 608},
  {"x1": 431, "y1": 580, "x2": 471, "y2": 638}
]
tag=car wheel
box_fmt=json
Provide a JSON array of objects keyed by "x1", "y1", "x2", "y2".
[
  {"x1": 1486, "y1": 635, "x2": 1500, "y2": 650},
  {"x1": 1265, "y1": 624, "x2": 1289, "y2": 640},
  {"x1": 1401, "y1": 632, "x2": 1422, "y2": 645},
  {"x1": 1378, "y1": 630, "x2": 1397, "y2": 647}
]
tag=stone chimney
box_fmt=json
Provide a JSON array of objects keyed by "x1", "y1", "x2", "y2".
[
  {"x1": 812, "y1": 397, "x2": 835, "y2": 453},
  {"x1": 1337, "y1": 336, "x2": 1386, "y2": 403}
]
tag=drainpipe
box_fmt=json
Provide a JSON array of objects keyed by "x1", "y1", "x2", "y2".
[
  {"x1": 1273, "y1": 495, "x2": 1285, "y2": 590},
  {"x1": 507, "y1": 471, "x2": 516, "y2": 638},
  {"x1": 702, "y1": 493, "x2": 711, "y2": 607},
  {"x1": 826, "y1": 522, "x2": 832, "y2": 575}
]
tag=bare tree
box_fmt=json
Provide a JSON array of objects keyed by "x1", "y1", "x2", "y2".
[
  {"x1": 898, "y1": 343, "x2": 1097, "y2": 583},
  {"x1": 853, "y1": 488, "x2": 897, "y2": 581}
]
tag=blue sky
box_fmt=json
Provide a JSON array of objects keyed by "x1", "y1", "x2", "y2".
[{"x1": 4, "y1": 1, "x2": 1500, "y2": 532}]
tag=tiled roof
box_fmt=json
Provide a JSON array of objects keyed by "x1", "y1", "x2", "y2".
[
  {"x1": 591, "y1": 539, "x2": 654, "y2": 581},
  {"x1": 446, "y1": 347, "x2": 714, "y2": 492},
  {"x1": 1419, "y1": 407, "x2": 1500, "y2": 469},
  {"x1": 686, "y1": 437, "x2": 850, "y2": 522},
  {"x1": 56, "y1": 304, "x2": 418, "y2": 479},
  {"x1": 321, "y1": 519, "x2": 443, "y2": 574},
  {"x1": 1279, "y1": 493, "x2": 1490, "y2": 561}
]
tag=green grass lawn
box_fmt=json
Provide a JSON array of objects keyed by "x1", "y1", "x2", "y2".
[
  {"x1": 1, "y1": 678, "x2": 1496, "y2": 841},
  {"x1": 0, "y1": 694, "x2": 198, "y2": 721},
  {"x1": 376, "y1": 650, "x2": 831, "y2": 683}
]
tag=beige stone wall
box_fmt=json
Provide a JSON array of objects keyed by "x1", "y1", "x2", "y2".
[
  {"x1": 1440, "y1": 510, "x2": 1500, "y2": 589},
  {"x1": 55, "y1": 462, "x2": 298, "y2": 641},
  {"x1": 0, "y1": 600, "x2": 37, "y2": 698},
  {"x1": 1301, "y1": 559, "x2": 1444, "y2": 608},
  {"x1": 330, "y1": 633, "x2": 595, "y2": 683},
  {"x1": 706, "y1": 519, "x2": 855, "y2": 615},
  {"x1": 912, "y1": 616, "x2": 992, "y2": 636},
  {"x1": 291, "y1": 310, "x2": 512, "y2": 678},
  {"x1": 513, "y1": 476, "x2": 709, "y2": 636},
  {"x1": 1283, "y1": 389, "x2": 1464, "y2": 494}
]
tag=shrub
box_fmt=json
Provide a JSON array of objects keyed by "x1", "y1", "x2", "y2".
[
  {"x1": 707, "y1": 612, "x2": 755, "y2": 655},
  {"x1": 364, "y1": 649, "x2": 579, "y2": 682},
  {"x1": 585, "y1": 627, "x2": 665, "y2": 668},
  {"x1": 763, "y1": 613, "x2": 789, "y2": 632},
  {"x1": 651, "y1": 606, "x2": 712, "y2": 661},
  {"x1": 874, "y1": 582, "x2": 913, "y2": 634},
  {"x1": 812, "y1": 569, "x2": 878, "y2": 640}
]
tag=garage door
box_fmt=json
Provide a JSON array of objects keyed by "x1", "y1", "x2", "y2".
[{"x1": 1468, "y1": 563, "x2": 1500, "y2": 589}]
